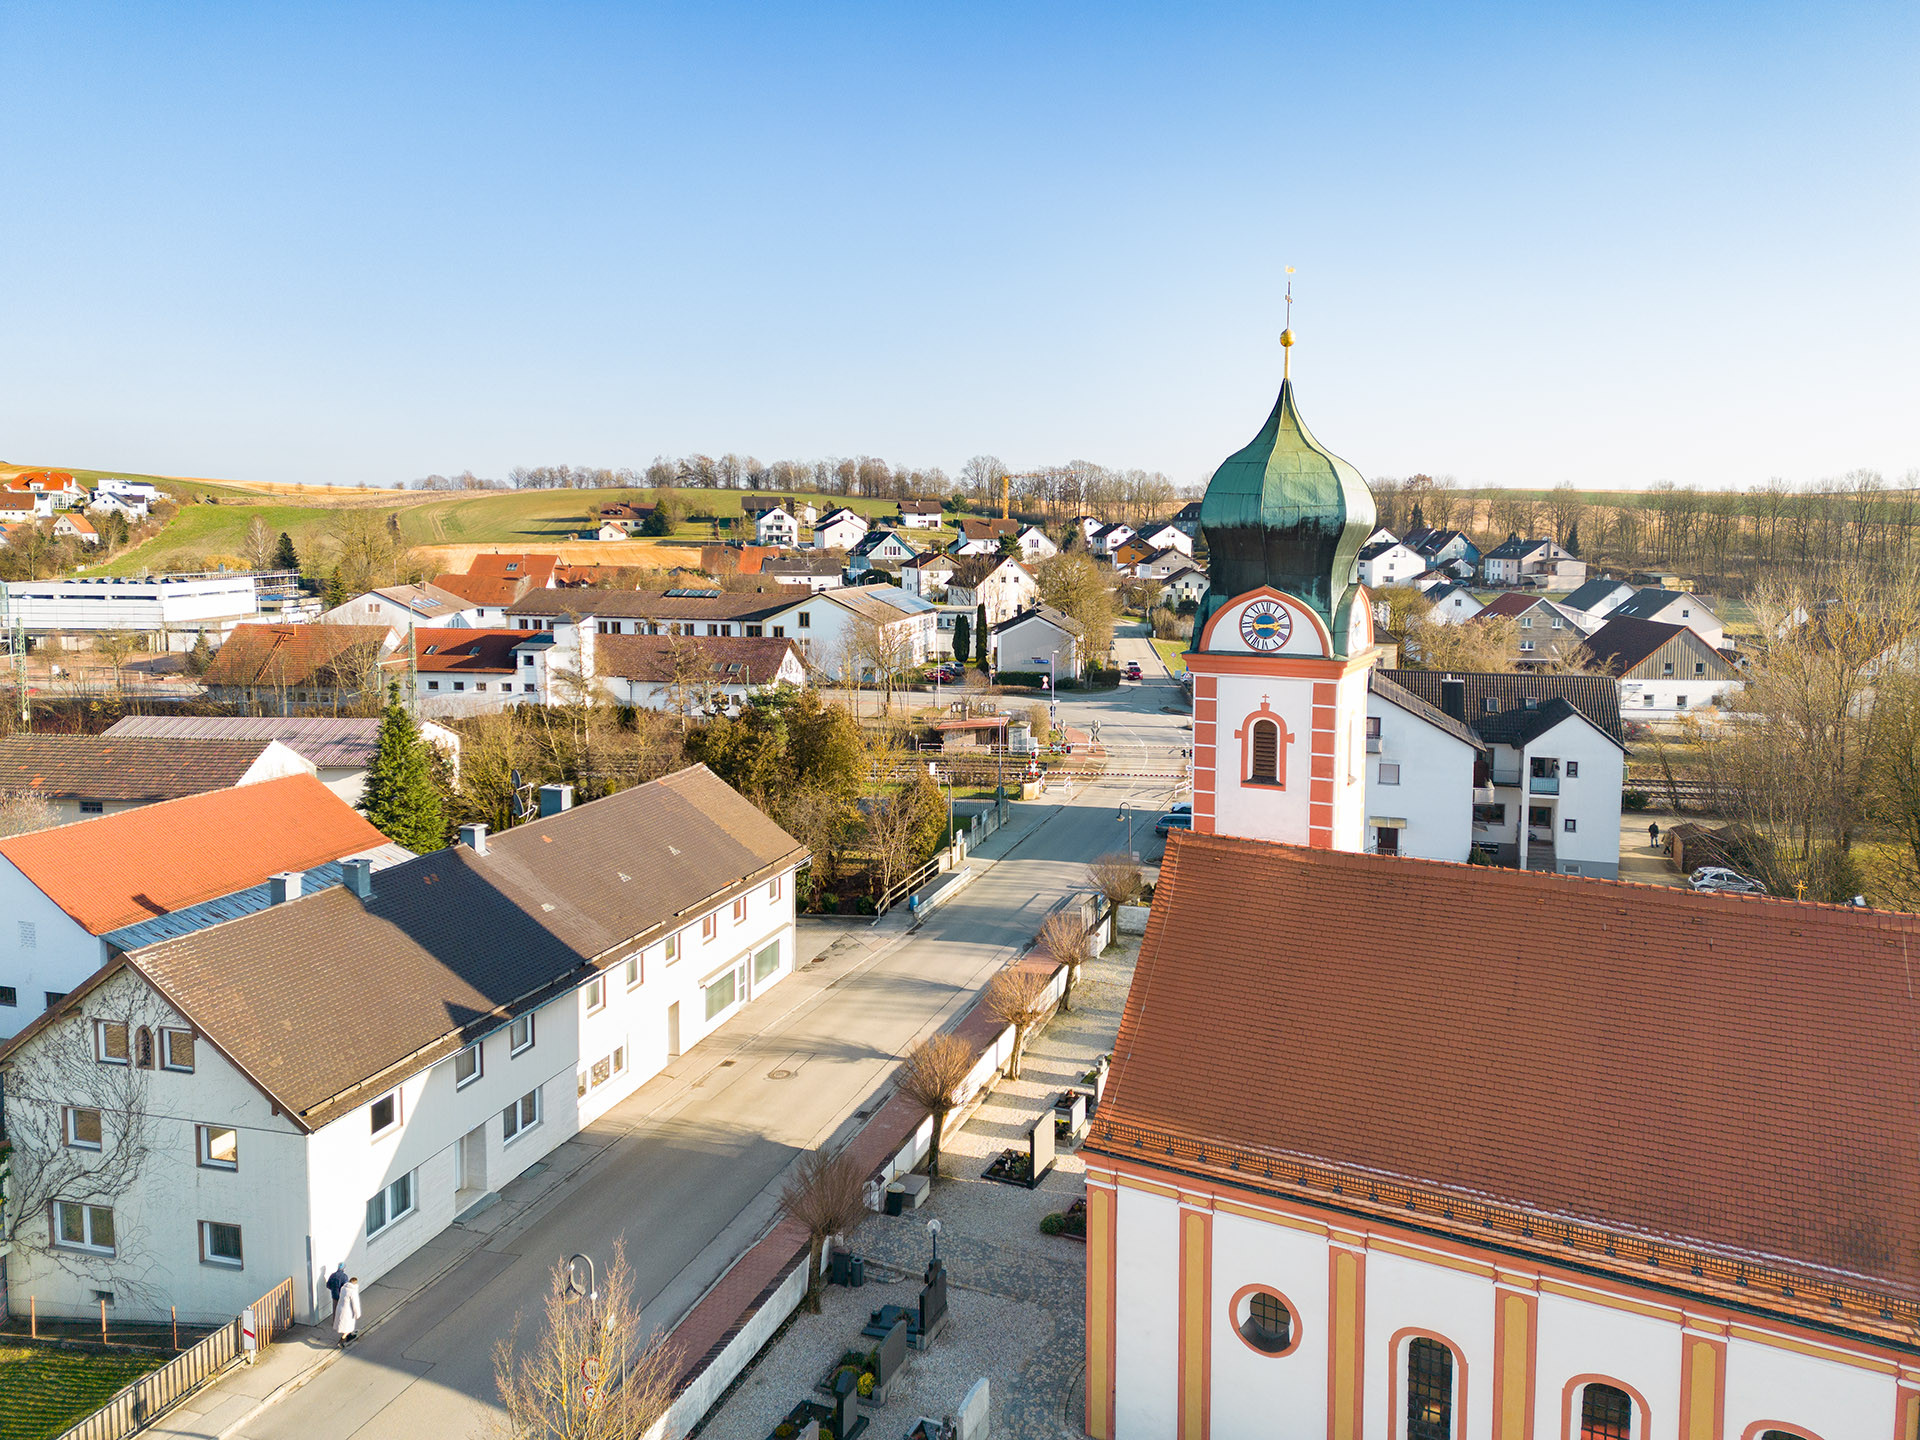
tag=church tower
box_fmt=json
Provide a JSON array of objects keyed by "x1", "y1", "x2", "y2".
[{"x1": 1188, "y1": 331, "x2": 1382, "y2": 849}]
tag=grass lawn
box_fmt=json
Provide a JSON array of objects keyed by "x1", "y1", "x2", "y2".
[
  {"x1": 1151, "y1": 638, "x2": 1189, "y2": 674},
  {"x1": 0, "y1": 1342, "x2": 167, "y2": 1440}
]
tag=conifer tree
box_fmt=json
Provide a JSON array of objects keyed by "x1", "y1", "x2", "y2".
[
  {"x1": 975, "y1": 602, "x2": 991, "y2": 671},
  {"x1": 185, "y1": 631, "x2": 214, "y2": 676},
  {"x1": 272, "y1": 532, "x2": 299, "y2": 571},
  {"x1": 1565, "y1": 520, "x2": 1581, "y2": 556},
  {"x1": 325, "y1": 569, "x2": 348, "y2": 607},
  {"x1": 361, "y1": 687, "x2": 445, "y2": 853},
  {"x1": 951, "y1": 613, "x2": 971, "y2": 667}
]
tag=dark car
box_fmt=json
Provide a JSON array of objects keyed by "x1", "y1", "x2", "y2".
[{"x1": 1154, "y1": 812, "x2": 1192, "y2": 838}]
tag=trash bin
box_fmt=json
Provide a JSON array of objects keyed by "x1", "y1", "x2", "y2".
[
  {"x1": 885, "y1": 1183, "x2": 906, "y2": 1216},
  {"x1": 849, "y1": 1255, "x2": 866, "y2": 1287}
]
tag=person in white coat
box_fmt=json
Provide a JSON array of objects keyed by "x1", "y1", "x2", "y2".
[{"x1": 331, "y1": 1276, "x2": 362, "y2": 1347}]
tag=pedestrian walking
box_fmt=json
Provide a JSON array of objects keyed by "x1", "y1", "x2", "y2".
[
  {"x1": 332, "y1": 1276, "x2": 362, "y2": 1347},
  {"x1": 326, "y1": 1262, "x2": 348, "y2": 1308},
  {"x1": 1648, "y1": 821, "x2": 1661, "y2": 849}
]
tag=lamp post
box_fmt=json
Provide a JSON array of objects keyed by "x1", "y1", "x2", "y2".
[{"x1": 1118, "y1": 800, "x2": 1136, "y2": 857}]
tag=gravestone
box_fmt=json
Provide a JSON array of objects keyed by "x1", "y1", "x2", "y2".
[
  {"x1": 958, "y1": 1377, "x2": 991, "y2": 1440},
  {"x1": 1027, "y1": 1108, "x2": 1056, "y2": 1188},
  {"x1": 1054, "y1": 1091, "x2": 1087, "y2": 1140},
  {"x1": 833, "y1": 1369, "x2": 859, "y2": 1437},
  {"x1": 797, "y1": 1423, "x2": 819, "y2": 1440},
  {"x1": 872, "y1": 1316, "x2": 909, "y2": 1404},
  {"x1": 916, "y1": 1262, "x2": 950, "y2": 1349}
]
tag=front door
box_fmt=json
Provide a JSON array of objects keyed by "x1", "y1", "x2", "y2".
[
  {"x1": 666, "y1": 1002, "x2": 681, "y2": 1059},
  {"x1": 456, "y1": 1125, "x2": 486, "y2": 1201},
  {"x1": 1375, "y1": 826, "x2": 1400, "y2": 855}
]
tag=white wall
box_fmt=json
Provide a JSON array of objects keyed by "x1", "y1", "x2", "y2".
[
  {"x1": 1113, "y1": 1186, "x2": 1180, "y2": 1440},
  {"x1": 0, "y1": 859, "x2": 112, "y2": 1039},
  {"x1": 1364, "y1": 698, "x2": 1477, "y2": 861},
  {"x1": 1619, "y1": 675, "x2": 1743, "y2": 717}
]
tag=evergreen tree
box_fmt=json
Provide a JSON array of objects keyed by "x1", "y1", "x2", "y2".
[
  {"x1": 361, "y1": 687, "x2": 445, "y2": 852},
  {"x1": 272, "y1": 531, "x2": 299, "y2": 571},
  {"x1": 951, "y1": 613, "x2": 971, "y2": 667},
  {"x1": 325, "y1": 569, "x2": 348, "y2": 607},
  {"x1": 974, "y1": 603, "x2": 991, "y2": 671},
  {"x1": 185, "y1": 631, "x2": 214, "y2": 676},
  {"x1": 1410, "y1": 502, "x2": 1425, "y2": 532},
  {"x1": 1565, "y1": 520, "x2": 1581, "y2": 556}
]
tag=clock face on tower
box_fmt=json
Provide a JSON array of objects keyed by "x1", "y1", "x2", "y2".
[{"x1": 1238, "y1": 603, "x2": 1294, "y2": 652}]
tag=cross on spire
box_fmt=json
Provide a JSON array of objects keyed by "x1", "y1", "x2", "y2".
[{"x1": 1281, "y1": 266, "x2": 1297, "y2": 379}]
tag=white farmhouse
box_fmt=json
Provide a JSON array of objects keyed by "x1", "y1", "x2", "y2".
[
  {"x1": 1557, "y1": 576, "x2": 1636, "y2": 630},
  {"x1": 899, "y1": 552, "x2": 957, "y2": 599},
  {"x1": 943, "y1": 555, "x2": 1037, "y2": 626},
  {"x1": 777, "y1": 587, "x2": 937, "y2": 681},
  {"x1": 592, "y1": 635, "x2": 806, "y2": 712},
  {"x1": 1416, "y1": 580, "x2": 1483, "y2": 625},
  {"x1": 811, "y1": 507, "x2": 869, "y2": 551},
  {"x1": 0, "y1": 769, "x2": 806, "y2": 1326},
  {"x1": 320, "y1": 582, "x2": 483, "y2": 634},
  {"x1": 1604, "y1": 587, "x2": 1725, "y2": 648},
  {"x1": 1014, "y1": 526, "x2": 1059, "y2": 563},
  {"x1": 895, "y1": 499, "x2": 945, "y2": 529},
  {"x1": 1355, "y1": 539, "x2": 1424, "y2": 589},
  {"x1": 1134, "y1": 521, "x2": 1192, "y2": 558},
  {"x1": 988, "y1": 604, "x2": 1082, "y2": 679},
  {"x1": 1583, "y1": 616, "x2": 1743, "y2": 716},
  {"x1": 753, "y1": 506, "x2": 799, "y2": 547}
]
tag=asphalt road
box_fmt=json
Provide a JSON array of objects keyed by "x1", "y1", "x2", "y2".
[{"x1": 239, "y1": 652, "x2": 1190, "y2": 1440}]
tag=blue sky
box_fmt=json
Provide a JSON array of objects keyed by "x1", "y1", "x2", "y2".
[{"x1": 2, "y1": 2, "x2": 1914, "y2": 491}]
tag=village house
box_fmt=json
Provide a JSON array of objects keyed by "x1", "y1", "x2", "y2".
[
  {"x1": 428, "y1": 554, "x2": 560, "y2": 623},
  {"x1": 1359, "y1": 671, "x2": 1485, "y2": 861},
  {"x1": 0, "y1": 775, "x2": 402, "y2": 1040},
  {"x1": 87, "y1": 492, "x2": 151, "y2": 522},
  {"x1": 1087, "y1": 522, "x2": 1136, "y2": 558},
  {"x1": 0, "y1": 735, "x2": 316, "y2": 825},
  {"x1": 92, "y1": 478, "x2": 163, "y2": 505},
  {"x1": 100, "y1": 714, "x2": 461, "y2": 807},
  {"x1": 506, "y1": 587, "x2": 795, "y2": 640},
  {"x1": 753, "y1": 505, "x2": 799, "y2": 548},
  {"x1": 1480, "y1": 533, "x2": 1586, "y2": 588},
  {"x1": 1410, "y1": 578, "x2": 1483, "y2": 625},
  {"x1": 1604, "y1": 586, "x2": 1726, "y2": 647},
  {"x1": 1402, "y1": 523, "x2": 1481, "y2": 570},
  {"x1": 405, "y1": 629, "x2": 546, "y2": 711},
  {"x1": 742, "y1": 495, "x2": 815, "y2": 527},
  {"x1": 775, "y1": 587, "x2": 939, "y2": 681},
  {"x1": 593, "y1": 635, "x2": 806, "y2": 713},
  {"x1": 199, "y1": 624, "x2": 399, "y2": 711},
  {"x1": 1469, "y1": 591, "x2": 1590, "y2": 666},
  {"x1": 899, "y1": 551, "x2": 957, "y2": 599},
  {"x1": 895, "y1": 498, "x2": 945, "y2": 529},
  {"x1": 0, "y1": 768, "x2": 806, "y2": 1326},
  {"x1": 760, "y1": 552, "x2": 847, "y2": 591},
  {"x1": 320, "y1": 582, "x2": 483, "y2": 635},
  {"x1": 1134, "y1": 520, "x2": 1192, "y2": 558},
  {"x1": 988, "y1": 604, "x2": 1083, "y2": 678},
  {"x1": 1581, "y1": 615, "x2": 1744, "y2": 715},
  {"x1": 1556, "y1": 576, "x2": 1636, "y2": 630},
  {"x1": 1013, "y1": 526, "x2": 1058, "y2": 563},
  {"x1": 811, "y1": 507, "x2": 868, "y2": 551},
  {"x1": 1167, "y1": 500, "x2": 1203, "y2": 540},
  {"x1": 943, "y1": 555, "x2": 1038, "y2": 626},
  {"x1": 851, "y1": 527, "x2": 919, "y2": 566},
  {"x1": 0, "y1": 492, "x2": 54, "y2": 523},
  {"x1": 950, "y1": 516, "x2": 1022, "y2": 556},
  {"x1": 593, "y1": 501, "x2": 654, "y2": 535},
  {"x1": 1158, "y1": 565, "x2": 1209, "y2": 607},
  {"x1": 52, "y1": 513, "x2": 99, "y2": 546},
  {"x1": 1355, "y1": 538, "x2": 1423, "y2": 588}
]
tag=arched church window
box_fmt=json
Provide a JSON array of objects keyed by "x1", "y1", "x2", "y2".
[
  {"x1": 1580, "y1": 1383, "x2": 1632, "y2": 1440},
  {"x1": 1249, "y1": 719, "x2": 1279, "y2": 784},
  {"x1": 134, "y1": 1026, "x2": 155, "y2": 1069},
  {"x1": 1405, "y1": 1337, "x2": 1453, "y2": 1440}
]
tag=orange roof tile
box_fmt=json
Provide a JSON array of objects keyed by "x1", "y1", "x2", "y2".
[
  {"x1": 201, "y1": 624, "x2": 394, "y2": 688},
  {"x1": 411, "y1": 627, "x2": 525, "y2": 674},
  {"x1": 0, "y1": 773, "x2": 390, "y2": 934}
]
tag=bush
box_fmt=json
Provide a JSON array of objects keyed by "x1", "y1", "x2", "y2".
[
  {"x1": 857, "y1": 1374, "x2": 875, "y2": 1398},
  {"x1": 1085, "y1": 667, "x2": 1121, "y2": 687},
  {"x1": 1040, "y1": 1212, "x2": 1066, "y2": 1235},
  {"x1": 775, "y1": 1426, "x2": 796, "y2": 1439},
  {"x1": 996, "y1": 671, "x2": 1046, "y2": 688},
  {"x1": 1622, "y1": 789, "x2": 1651, "y2": 811}
]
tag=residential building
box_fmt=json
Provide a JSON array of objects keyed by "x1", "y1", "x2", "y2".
[
  {"x1": 506, "y1": 588, "x2": 793, "y2": 640},
  {"x1": 0, "y1": 736, "x2": 315, "y2": 825},
  {"x1": 0, "y1": 774, "x2": 399, "y2": 1039},
  {"x1": 1013, "y1": 526, "x2": 1058, "y2": 563},
  {"x1": 1088, "y1": 522, "x2": 1136, "y2": 558},
  {"x1": 92, "y1": 478, "x2": 164, "y2": 505},
  {"x1": 1360, "y1": 672, "x2": 1484, "y2": 860},
  {"x1": 87, "y1": 493, "x2": 151, "y2": 522},
  {"x1": 811, "y1": 507, "x2": 868, "y2": 551},
  {"x1": 950, "y1": 517, "x2": 1021, "y2": 556},
  {"x1": 753, "y1": 506, "x2": 799, "y2": 548},
  {"x1": 1071, "y1": 515, "x2": 1105, "y2": 546},
  {"x1": 407, "y1": 629, "x2": 546, "y2": 711},
  {"x1": 895, "y1": 499, "x2": 945, "y2": 529},
  {"x1": 943, "y1": 555, "x2": 1037, "y2": 626},
  {"x1": 52, "y1": 514, "x2": 99, "y2": 546},
  {"x1": 1480, "y1": 533, "x2": 1586, "y2": 587},
  {"x1": 777, "y1": 587, "x2": 938, "y2": 680},
  {"x1": 594, "y1": 635, "x2": 806, "y2": 712},
  {"x1": 1112, "y1": 537, "x2": 1157, "y2": 571},
  {"x1": 0, "y1": 768, "x2": 805, "y2": 1325},
  {"x1": 1, "y1": 575, "x2": 261, "y2": 651},
  {"x1": 1167, "y1": 500, "x2": 1203, "y2": 540},
  {"x1": 594, "y1": 502, "x2": 654, "y2": 535},
  {"x1": 988, "y1": 605, "x2": 1083, "y2": 678},
  {"x1": 1158, "y1": 566, "x2": 1209, "y2": 607},
  {"x1": 852, "y1": 528, "x2": 919, "y2": 565},
  {"x1": 1471, "y1": 592, "x2": 1590, "y2": 666},
  {"x1": 1363, "y1": 525, "x2": 1398, "y2": 547},
  {"x1": 1134, "y1": 521, "x2": 1192, "y2": 558},
  {"x1": 1557, "y1": 576, "x2": 1636, "y2": 630},
  {"x1": 200, "y1": 624, "x2": 398, "y2": 711},
  {"x1": 320, "y1": 583, "x2": 482, "y2": 634},
  {"x1": 743, "y1": 495, "x2": 815, "y2": 527},
  {"x1": 1354, "y1": 539, "x2": 1423, "y2": 588},
  {"x1": 101, "y1": 715, "x2": 461, "y2": 807},
  {"x1": 1133, "y1": 548, "x2": 1193, "y2": 583},
  {"x1": 1605, "y1": 586, "x2": 1725, "y2": 647},
  {"x1": 899, "y1": 552, "x2": 957, "y2": 599},
  {"x1": 1403, "y1": 524, "x2": 1481, "y2": 570},
  {"x1": 1084, "y1": 833, "x2": 1920, "y2": 1440},
  {"x1": 1582, "y1": 616, "x2": 1743, "y2": 715},
  {"x1": 1414, "y1": 579, "x2": 1482, "y2": 625},
  {"x1": 0, "y1": 492, "x2": 53, "y2": 522},
  {"x1": 760, "y1": 553, "x2": 847, "y2": 592}
]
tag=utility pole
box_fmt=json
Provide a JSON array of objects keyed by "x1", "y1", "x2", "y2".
[{"x1": 2, "y1": 583, "x2": 26, "y2": 730}]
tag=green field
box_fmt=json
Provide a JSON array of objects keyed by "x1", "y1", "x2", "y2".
[
  {"x1": 1151, "y1": 638, "x2": 1189, "y2": 674},
  {"x1": 0, "y1": 1342, "x2": 167, "y2": 1440}
]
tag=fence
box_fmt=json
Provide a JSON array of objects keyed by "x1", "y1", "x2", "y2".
[{"x1": 52, "y1": 1279, "x2": 294, "y2": 1440}]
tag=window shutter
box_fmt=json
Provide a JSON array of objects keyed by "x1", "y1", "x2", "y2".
[{"x1": 1251, "y1": 720, "x2": 1279, "y2": 784}]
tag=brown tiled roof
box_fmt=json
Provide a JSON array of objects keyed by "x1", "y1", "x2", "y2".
[
  {"x1": 898, "y1": 499, "x2": 943, "y2": 514},
  {"x1": 0, "y1": 493, "x2": 41, "y2": 512},
  {"x1": 957, "y1": 517, "x2": 1019, "y2": 540},
  {"x1": 1580, "y1": 616, "x2": 1725, "y2": 677},
  {"x1": 411, "y1": 628, "x2": 526, "y2": 674},
  {"x1": 1381, "y1": 669, "x2": 1624, "y2": 743},
  {"x1": 0, "y1": 773, "x2": 389, "y2": 934},
  {"x1": 1095, "y1": 832, "x2": 1920, "y2": 1311},
  {"x1": 506, "y1": 589, "x2": 790, "y2": 623},
  {"x1": 0, "y1": 735, "x2": 291, "y2": 802},
  {"x1": 467, "y1": 553, "x2": 559, "y2": 587},
  {"x1": 1473, "y1": 591, "x2": 1575, "y2": 622},
  {"x1": 201, "y1": 624, "x2": 395, "y2": 689},
  {"x1": 596, "y1": 635, "x2": 799, "y2": 684},
  {"x1": 430, "y1": 571, "x2": 525, "y2": 607},
  {"x1": 123, "y1": 766, "x2": 805, "y2": 1128}
]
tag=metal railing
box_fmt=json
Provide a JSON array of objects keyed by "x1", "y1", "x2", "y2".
[
  {"x1": 52, "y1": 1279, "x2": 294, "y2": 1440},
  {"x1": 1529, "y1": 776, "x2": 1560, "y2": 794}
]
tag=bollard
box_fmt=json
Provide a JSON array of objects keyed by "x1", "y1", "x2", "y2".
[
  {"x1": 172, "y1": 1306, "x2": 179, "y2": 1352},
  {"x1": 29, "y1": 1295, "x2": 36, "y2": 1340},
  {"x1": 100, "y1": 1297, "x2": 108, "y2": 1343}
]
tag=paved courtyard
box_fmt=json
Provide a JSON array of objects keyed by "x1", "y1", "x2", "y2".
[{"x1": 696, "y1": 929, "x2": 1142, "y2": 1440}]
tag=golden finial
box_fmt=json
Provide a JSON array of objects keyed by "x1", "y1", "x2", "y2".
[{"x1": 1280, "y1": 267, "x2": 1296, "y2": 379}]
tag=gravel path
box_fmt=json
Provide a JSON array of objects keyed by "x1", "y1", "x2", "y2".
[{"x1": 695, "y1": 931, "x2": 1141, "y2": 1440}]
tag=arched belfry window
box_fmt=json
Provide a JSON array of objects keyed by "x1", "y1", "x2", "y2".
[
  {"x1": 1250, "y1": 719, "x2": 1280, "y2": 784},
  {"x1": 1581, "y1": 1384, "x2": 1633, "y2": 1440},
  {"x1": 1406, "y1": 1337, "x2": 1453, "y2": 1440}
]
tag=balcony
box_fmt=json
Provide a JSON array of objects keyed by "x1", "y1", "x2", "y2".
[{"x1": 1529, "y1": 776, "x2": 1560, "y2": 795}]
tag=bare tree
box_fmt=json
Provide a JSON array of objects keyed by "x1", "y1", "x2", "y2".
[
  {"x1": 983, "y1": 967, "x2": 1054, "y2": 1081},
  {"x1": 777, "y1": 1149, "x2": 869, "y2": 1312},
  {"x1": 95, "y1": 629, "x2": 139, "y2": 692},
  {"x1": 242, "y1": 516, "x2": 274, "y2": 571},
  {"x1": 0, "y1": 788, "x2": 58, "y2": 837},
  {"x1": 1403, "y1": 613, "x2": 1523, "y2": 672},
  {"x1": 1037, "y1": 908, "x2": 1094, "y2": 1013},
  {"x1": 895, "y1": 1033, "x2": 975, "y2": 1182},
  {"x1": 1087, "y1": 852, "x2": 1144, "y2": 909},
  {"x1": 491, "y1": 1239, "x2": 679, "y2": 1440}
]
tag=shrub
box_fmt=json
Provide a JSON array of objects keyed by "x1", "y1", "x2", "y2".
[
  {"x1": 857, "y1": 1374, "x2": 875, "y2": 1398},
  {"x1": 1622, "y1": 789, "x2": 1651, "y2": 811},
  {"x1": 1040, "y1": 1212, "x2": 1066, "y2": 1235},
  {"x1": 775, "y1": 1426, "x2": 796, "y2": 1439},
  {"x1": 996, "y1": 671, "x2": 1046, "y2": 688}
]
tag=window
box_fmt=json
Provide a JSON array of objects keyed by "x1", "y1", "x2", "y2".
[
  {"x1": 702, "y1": 913, "x2": 718, "y2": 942},
  {"x1": 1481, "y1": 697, "x2": 1498, "y2": 713},
  {"x1": 133, "y1": 1027, "x2": 155, "y2": 1068},
  {"x1": 199, "y1": 1221, "x2": 244, "y2": 1268},
  {"x1": 746, "y1": 624, "x2": 763, "y2": 638},
  {"x1": 768, "y1": 875, "x2": 782, "y2": 902},
  {"x1": 1378, "y1": 762, "x2": 1401, "y2": 786},
  {"x1": 1473, "y1": 803, "x2": 1507, "y2": 824},
  {"x1": 1551, "y1": 618, "x2": 1564, "y2": 629},
  {"x1": 162, "y1": 1028, "x2": 195, "y2": 1072},
  {"x1": 476, "y1": 683, "x2": 487, "y2": 692},
  {"x1": 1406, "y1": 1337, "x2": 1453, "y2": 1440},
  {"x1": 584, "y1": 976, "x2": 606, "y2": 1013},
  {"x1": 1676, "y1": 695, "x2": 1688, "y2": 709},
  {"x1": 17, "y1": 921, "x2": 33, "y2": 950},
  {"x1": 46, "y1": 992, "x2": 64, "y2": 1010},
  {"x1": 732, "y1": 896, "x2": 746, "y2": 925},
  {"x1": 454, "y1": 1043, "x2": 482, "y2": 1088},
  {"x1": 1249, "y1": 718, "x2": 1280, "y2": 785},
  {"x1": 1235, "y1": 1289, "x2": 1293, "y2": 1354},
  {"x1": 0, "y1": 986, "x2": 14, "y2": 1007},
  {"x1": 754, "y1": 940, "x2": 781, "y2": 982},
  {"x1": 198, "y1": 1124, "x2": 239, "y2": 1169},
  {"x1": 1580, "y1": 1383, "x2": 1633, "y2": 1440},
  {"x1": 502, "y1": 1089, "x2": 540, "y2": 1142},
  {"x1": 1364, "y1": 717, "x2": 1381, "y2": 739},
  {"x1": 454, "y1": 682, "x2": 465, "y2": 692},
  {"x1": 1520, "y1": 616, "x2": 1533, "y2": 628},
  {"x1": 365, "y1": 1172, "x2": 416, "y2": 1237},
  {"x1": 1645, "y1": 694, "x2": 1657, "y2": 706},
  {"x1": 1681, "y1": 608, "x2": 1691, "y2": 618},
  {"x1": 1565, "y1": 760, "x2": 1579, "y2": 779},
  {"x1": 1662, "y1": 661, "x2": 1675, "y2": 676},
  {"x1": 705, "y1": 962, "x2": 744, "y2": 1021},
  {"x1": 624, "y1": 954, "x2": 642, "y2": 989},
  {"x1": 80, "y1": 800, "x2": 104, "y2": 815},
  {"x1": 96, "y1": 1021, "x2": 129, "y2": 1065},
  {"x1": 370, "y1": 1089, "x2": 401, "y2": 1138},
  {"x1": 65, "y1": 1107, "x2": 103, "y2": 1150},
  {"x1": 522, "y1": 652, "x2": 534, "y2": 665},
  {"x1": 772, "y1": 625, "x2": 785, "y2": 637},
  {"x1": 510, "y1": 1013, "x2": 535, "y2": 1055},
  {"x1": 663, "y1": 931, "x2": 680, "y2": 965},
  {"x1": 1564, "y1": 818, "x2": 1577, "y2": 833},
  {"x1": 428, "y1": 680, "x2": 441, "y2": 691},
  {"x1": 1519, "y1": 640, "x2": 1535, "y2": 652},
  {"x1": 54, "y1": 1200, "x2": 116, "y2": 1254}
]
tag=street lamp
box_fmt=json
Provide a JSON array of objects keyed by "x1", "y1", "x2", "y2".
[
  {"x1": 927, "y1": 1217, "x2": 943, "y2": 1268},
  {"x1": 1118, "y1": 800, "x2": 1136, "y2": 857}
]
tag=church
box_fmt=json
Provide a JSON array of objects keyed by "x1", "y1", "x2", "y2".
[{"x1": 1083, "y1": 339, "x2": 1920, "y2": 1440}]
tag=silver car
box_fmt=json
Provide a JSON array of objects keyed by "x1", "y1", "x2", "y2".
[{"x1": 1689, "y1": 866, "x2": 1766, "y2": 895}]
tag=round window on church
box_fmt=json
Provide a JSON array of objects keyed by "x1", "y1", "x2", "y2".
[{"x1": 1230, "y1": 1285, "x2": 1298, "y2": 1356}]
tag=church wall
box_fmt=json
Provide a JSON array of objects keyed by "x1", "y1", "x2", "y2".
[
  {"x1": 1531, "y1": 1285, "x2": 1681, "y2": 1438},
  {"x1": 1113, "y1": 1183, "x2": 1182, "y2": 1440},
  {"x1": 1723, "y1": 1332, "x2": 1890, "y2": 1440},
  {"x1": 1207, "y1": 670, "x2": 1318, "y2": 845},
  {"x1": 1358, "y1": 1247, "x2": 1496, "y2": 1440},
  {"x1": 1209, "y1": 1208, "x2": 1330, "y2": 1439}
]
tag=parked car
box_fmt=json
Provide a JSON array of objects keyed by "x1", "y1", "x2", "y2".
[
  {"x1": 1689, "y1": 867, "x2": 1766, "y2": 895},
  {"x1": 1154, "y1": 812, "x2": 1193, "y2": 838}
]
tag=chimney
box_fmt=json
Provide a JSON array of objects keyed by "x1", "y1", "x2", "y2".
[
  {"x1": 341, "y1": 857, "x2": 373, "y2": 899},
  {"x1": 458, "y1": 822, "x2": 489, "y2": 856},
  {"x1": 539, "y1": 783, "x2": 574, "y2": 818},
  {"x1": 1439, "y1": 678, "x2": 1466, "y2": 723},
  {"x1": 269, "y1": 871, "x2": 303, "y2": 905}
]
